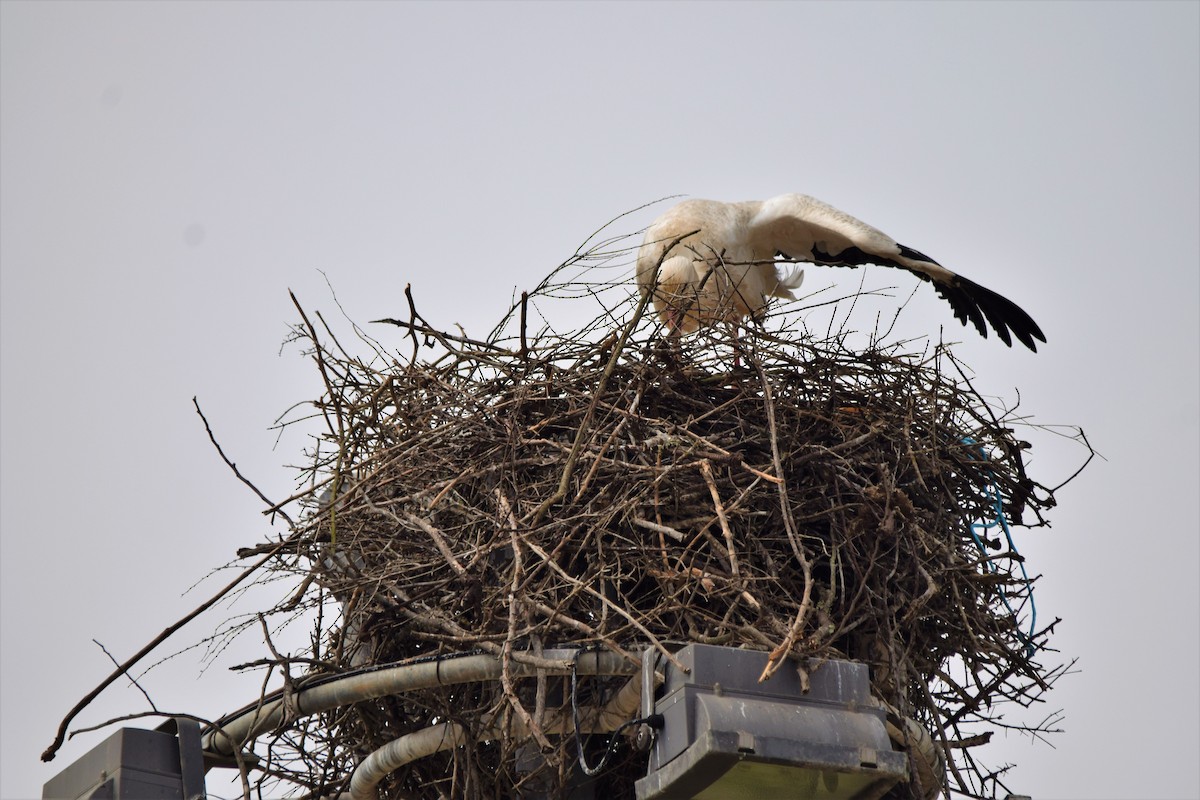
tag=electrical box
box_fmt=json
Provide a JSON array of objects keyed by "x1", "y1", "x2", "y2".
[
  {"x1": 43, "y1": 720, "x2": 205, "y2": 800},
  {"x1": 635, "y1": 643, "x2": 908, "y2": 800}
]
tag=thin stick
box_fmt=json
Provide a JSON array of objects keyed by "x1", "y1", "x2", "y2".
[
  {"x1": 41, "y1": 532, "x2": 301, "y2": 762},
  {"x1": 523, "y1": 230, "x2": 696, "y2": 529},
  {"x1": 497, "y1": 490, "x2": 552, "y2": 750},
  {"x1": 631, "y1": 517, "x2": 686, "y2": 543},
  {"x1": 700, "y1": 460, "x2": 740, "y2": 580},
  {"x1": 193, "y1": 397, "x2": 294, "y2": 528},
  {"x1": 754, "y1": 358, "x2": 814, "y2": 681}
]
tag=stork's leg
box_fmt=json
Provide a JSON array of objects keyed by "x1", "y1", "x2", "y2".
[
  {"x1": 730, "y1": 319, "x2": 759, "y2": 371},
  {"x1": 726, "y1": 323, "x2": 738, "y2": 369},
  {"x1": 660, "y1": 308, "x2": 684, "y2": 362},
  {"x1": 664, "y1": 307, "x2": 683, "y2": 335}
]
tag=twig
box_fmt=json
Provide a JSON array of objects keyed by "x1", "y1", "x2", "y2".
[
  {"x1": 497, "y1": 489, "x2": 552, "y2": 750},
  {"x1": 754, "y1": 358, "x2": 814, "y2": 681},
  {"x1": 93, "y1": 639, "x2": 158, "y2": 712},
  {"x1": 41, "y1": 530, "x2": 302, "y2": 762},
  {"x1": 523, "y1": 230, "x2": 695, "y2": 529},
  {"x1": 192, "y1": 397, "x2": 294, "y2": 527},
  {"x1": 700, "y1": 460, "x2": 740, "y2": 580},
  {"x1": 631, "y1": 517, "x2": 686, "y2": 543}
]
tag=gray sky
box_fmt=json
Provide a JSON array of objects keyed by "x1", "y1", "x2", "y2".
[{"x1": 2, "y1": 2, "x2": 1197, "y2": 798}]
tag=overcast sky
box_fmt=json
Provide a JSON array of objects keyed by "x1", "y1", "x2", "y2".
[{"x1": 2, "y1": 2, "x2": 1197, "y2": 798}]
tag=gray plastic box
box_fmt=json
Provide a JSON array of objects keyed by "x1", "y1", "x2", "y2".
[
  {"x1": 43, "y1": 724, "x2": 204, "y2": 800},
  {"x1": 635, "y1": 643, "x2": 908, "y2": 800}
]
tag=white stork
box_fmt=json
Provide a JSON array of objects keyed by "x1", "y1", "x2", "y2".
[{"x1": 635, "y1": 194, "x2": 1045, "y2": 351}]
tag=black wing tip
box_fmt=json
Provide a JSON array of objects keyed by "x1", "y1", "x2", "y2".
[
  {"x1": 936, "y1": 276, "x2": 1045, "y2": 353},
  {"x1": 817, "y1": 240, "x2": 1046, "y2": 352}
]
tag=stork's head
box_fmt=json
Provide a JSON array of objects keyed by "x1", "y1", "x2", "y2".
[{"x1": 647, "y1": 255, "x2": 726, "y2": 334}]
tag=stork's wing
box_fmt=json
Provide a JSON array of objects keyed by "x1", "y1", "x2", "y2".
[{"x1": 745, "y1": 194, "x2": 1046, "y2": 351}]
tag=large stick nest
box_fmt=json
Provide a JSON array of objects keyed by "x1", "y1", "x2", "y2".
[{"x1": 234, "y1": 251, "x2": 1082, "y2": 800}]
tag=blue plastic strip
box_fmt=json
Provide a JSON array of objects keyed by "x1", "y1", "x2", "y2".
[{"x1": 961, "y1": 436, "x2": 1037, "y2": 656}]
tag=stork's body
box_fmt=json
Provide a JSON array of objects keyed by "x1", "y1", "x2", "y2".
[{"x1": 635, "y1": 194, "x2": 1045, "y2": 351}]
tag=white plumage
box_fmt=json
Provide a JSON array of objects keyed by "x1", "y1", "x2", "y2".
[{"x1": 636, "y1": 194, "x2": 1045, "y2": 351}]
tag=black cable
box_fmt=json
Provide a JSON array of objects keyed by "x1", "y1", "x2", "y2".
[{"x1": 570, "y1": 657, "x2": 664, "y2": 777}]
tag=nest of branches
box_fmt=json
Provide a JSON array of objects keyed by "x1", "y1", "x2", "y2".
[{"x1": 228, "y1": 257, "x2": 1080, "y2": 800}]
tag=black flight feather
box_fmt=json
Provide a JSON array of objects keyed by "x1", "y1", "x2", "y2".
[{"x1": 810, "y1": 242, "x2": 1046, "y2": 352}]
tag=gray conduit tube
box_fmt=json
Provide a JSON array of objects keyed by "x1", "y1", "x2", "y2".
[
  {"x1": 347, "y1": 722, "x2": 470, "y2": 800},
  {"x1": 201, "y1": 649, "x2": 637, "y2": 758},
  {"x1": 348, "y1": 671, "x2": 652, "y2": 800}
]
